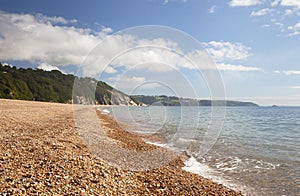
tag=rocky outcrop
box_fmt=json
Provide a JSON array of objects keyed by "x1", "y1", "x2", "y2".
[{"x1": 73, "y1": 78, "x2": 137, "y2": 106}]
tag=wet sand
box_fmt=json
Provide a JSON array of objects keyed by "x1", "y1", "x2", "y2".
[{"x1": 0, "y1": 99, "x2": 243, "y2": 195}]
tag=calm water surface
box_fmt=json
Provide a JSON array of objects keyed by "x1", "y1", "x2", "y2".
[{"x1": 103, "y1": 106, "x2": 300, "y2": 196}]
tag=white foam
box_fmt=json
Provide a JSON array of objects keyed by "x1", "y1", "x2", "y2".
[
  {"x1": 182, "y1": 156, "x2": 251, "y2": 195},
  {"x1": 145, "y1": 141, "x2": 167, "y2": 148},
  {"x1": 216, "y1": 157, "x2": 279, "y2": 172},
  {"x1": 100, "y1": 109, "x2": 110, "y2": 114},
  {"x1": 145, "y1": 141, "x2": 187, "y2": 154},
  {"x1": 182, "y1": 156, "x2": 216, "y2": 177},
  {"x1": 214, "y1": 156, "x2": 242, "y2": 172}
]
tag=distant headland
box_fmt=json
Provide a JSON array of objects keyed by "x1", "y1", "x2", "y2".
[{"x1": 0, "y1": 63, "x2": 258, "y2": 107}]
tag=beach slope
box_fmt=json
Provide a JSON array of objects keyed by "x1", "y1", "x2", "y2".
[{"x1": 0, "y1": 99, "x2": 242, "y2": 195}]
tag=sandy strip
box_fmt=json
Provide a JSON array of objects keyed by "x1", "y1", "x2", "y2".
[{"x1": 0, "y1": 99, "x2": 243, "y2": 195}]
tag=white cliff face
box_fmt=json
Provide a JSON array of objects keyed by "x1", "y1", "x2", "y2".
[
  {"x1": 75, "y1": 92, "x2": 137, "y2": 105},
  {"x1": 73, "y1": 78, "x2": 138, "y2": 106},
  {"x1": 110, "y1": 91, "x2": 137, "y2": 106}
]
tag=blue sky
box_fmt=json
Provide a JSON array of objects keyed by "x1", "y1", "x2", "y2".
[{"x1": 0, "y1": 0, "x2": 300, "y2": 105}]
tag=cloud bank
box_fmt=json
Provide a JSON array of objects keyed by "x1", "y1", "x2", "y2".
[
  {"x1": 229, "y1": 0, "x2": 263, "y2": 7},
  {"x1": 0, "y1": 11, "x2": 108, "y2": 66},
  {"x1": 37, "y1": 62, "x2": 60, "y2": 71},
  {"x1": 203, "y1": 41, "x2": 251, "y2": 61},
  {"x1": 251, "y1": 8, "x2": 273, "y2": 16},
  {"x1": 0, "y1": 11, "x2": 262, "y2": 76},
  {"x1": 281, "y1": 0, "x2": 300, "y2": 8}
]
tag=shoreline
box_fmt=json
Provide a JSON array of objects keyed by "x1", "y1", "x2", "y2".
[
  {"x1": 0, "y1": 99, "x2": 243, "y2": 195},
  {"x1": 96, "y1": 107, "x2": 247, "y2": 195}
]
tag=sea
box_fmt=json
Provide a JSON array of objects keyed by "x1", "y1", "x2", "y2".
[{"x1": 101, "y1": 106, "x2": 300, "y2": 196}]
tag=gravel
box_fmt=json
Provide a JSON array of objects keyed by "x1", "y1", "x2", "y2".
[{"x1": 0, "y1": 99, "x2": 243, "y2": 195}]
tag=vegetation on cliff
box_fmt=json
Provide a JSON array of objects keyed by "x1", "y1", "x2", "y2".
[
  {"x1": 0, "y1": 63, "x2": 135, "y2": 105},
  {"x1": 0, "y1": 63, "x2": 258, "y2": 106},
  {"x1": 131, "y1": 95, "x2": 259, "y2": 107}
]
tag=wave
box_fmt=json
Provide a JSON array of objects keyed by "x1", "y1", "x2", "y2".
[
  {"x1": 182, "y1": 156, "x2": 253, "y2": 196},
  {"x1": 144, "y1": 139, "x2": 252, "y2": 195},
  {"x1": 213, "y1": 156, "x2": 280, "y2": 173},
  {"x1": 144, "y1": 141, "x2": 168, "y2": 148}
]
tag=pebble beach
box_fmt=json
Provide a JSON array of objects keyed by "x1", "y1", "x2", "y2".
[{"x1": 0, "y1": 99, "x2": 243, "y2": 195}]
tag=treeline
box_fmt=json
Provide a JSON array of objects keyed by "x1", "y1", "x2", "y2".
[
  {"x1": 0, "y1": 64, "x2": 74, "y2": 102},
  {"x1": 131, "y1": 95, "x2": 259, "y2": 107},
  {"x1": 0, "y1": 63, "x2": 259, "y2": 106},
  {"x1": 131, "y1": 95, "x2": 181, "y2": 106},
  {"x1": 0, "y1": 63, "x2": 129, "y2": 104}
]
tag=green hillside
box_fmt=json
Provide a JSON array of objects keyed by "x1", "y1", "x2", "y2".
[
  {"x1": 0, "y1": 63, "x2": 259, "y2": 106},
  {"x1": 131, "y1": 95, "x2": 259, "y2": 107},
  {"x1": 0, "y1": 64, "x2": 74, "y2": 102},
  {"x1": 0, "y1": 63, "x2": 134, "y2": 105},
  {"x1": 131, "y1": 95, "x2": 181, "y2": 106}
]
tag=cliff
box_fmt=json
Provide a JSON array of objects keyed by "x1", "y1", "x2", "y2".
[{"x1": 0, "y1": 63, "x2": 136, "y2": 105}]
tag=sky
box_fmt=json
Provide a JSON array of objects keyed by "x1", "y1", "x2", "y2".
[{"x1": 0, "y1": 0, "x2": 300, "y2": 106}]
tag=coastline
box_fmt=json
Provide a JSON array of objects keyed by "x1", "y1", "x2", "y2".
[{"x1": 0, "y1": 99, "x2": 243, "y2": 195}]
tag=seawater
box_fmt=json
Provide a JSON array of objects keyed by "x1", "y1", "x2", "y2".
[{"x1": 103, "y1": 106, "x2": 300, "y2": 196}]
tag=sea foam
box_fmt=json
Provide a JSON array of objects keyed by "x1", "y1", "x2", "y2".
[
  {"x1": 145, "y1": 141, "x2": 167, "y2": 148},
  {"x1": 97, "y1": 108, "x2": 110, "y2": 114},
  {"x1": 182, "y1": 156, "x2": 251, "y2": 195},
  {"x1": 145, "y1": 140, "x2": 249, "y2": 194}
]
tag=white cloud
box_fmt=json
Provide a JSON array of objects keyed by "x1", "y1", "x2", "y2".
[
  {"x1": 137, "y1": 38, "x2": 180, "y2": 49},
  {"x1": 0, "y1": 11, "x2": 262, "y2": 77},
  {"x1": 112, "y1": 48, "x2": 183, "y2": 72},
  {"x1": 230, "y1": 0, "x2": 300, "y2": 37},
  {"x1": 271, "y1": 0, "x2": 281, "y2": 7},
  {"x1": 287, "y1": 21, "x2": 300, "y2": 36},
  {"x1": 139, "y1": 82, "x2": 162, "y2": 89},
  {"x1": 163, "y1": 0, "x2": 169, "y2": 5},
  {"x1": 229, "y1": 0, "x2": 263, "y2": 7},
  {"x1": 70, "y1": 19, "x2": 78, "y2": 24},
  {"x1": 208, "y1": 5, "x2": 216, "y2": 13},
  {"x1": 203, "y1": 41, "x2": 251, "y2": 61},
  {"x1": 130, "y1": 62, "x2": 177, "y2": 73},
  {"x1": 285, "y1": 8, "x2": 295, "y2": 15},
  {"x1": 291, "y1": 21, "x2": 300, "y2": 29},
  {"x1": 111, "y1": 47, "x2": 215, "y2": 72},
  {"x1": 104, "y1": 66, "x2": 118, "y2": 74},
  {"x1": 263, "y1": 24, "x2": 271, "y2": 27},
  {"x1": 274, "y1": 22, "x2": 284, "y2": 27},
  {"x1": 109, "y1": 75, "x2": 169, "y2": 94},
  {"x1": 288, "y1": 31, "x2": 300, "y2": 36},
  {"x1": 291, "y1": 86, "x2": 300, "y2": 89},
  {"x1": 107, "y1": 75, "x2": 147, "y2": 92},
  {"x1": 111, "y1": 44, "x2": 257, "y2": 73},
  {"x1": 185, "y1": 49, "x2": 220, "y2": 70},
  {"x1": 101, "y1": 27, "x2": 113, "y2": 34},
  {"x1": 283, "y1": 70, "x2": 300, "y2": 75},
  {"x1": 294, "y1": 25, "x2": 300, "y2": 31},
  {"x1": 74, "y1": 35, "x2": 187, "y2": 77},
  {"x1": 0, "y1": 11, "x2": 109, "y2": 66},
  {"x1": 217, "y1": 63, "x2": 262, "y2": 71},
  {"x1": 200, "y1": 41, "x2": 260, "y2": 73},
  {"x1": 163, "y1": 0, "x2": 188, "y2": 5},
  {"x1": 281, "y1": 0, "x2": 300, "y2": 8},
  {"x1": 35, "y1": 14, "x2": 68, "y2": 24},
  {"x1": 274, "y1": 70, "x2": 300, "y2": 75},
  {"x1": 251, "y1": 8, "x2": 273, "y2": 16},
  {"x1": 37, "y1": 62, "x2": 60, "y2": 71}
]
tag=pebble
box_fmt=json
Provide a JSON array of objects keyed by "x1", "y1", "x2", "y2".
[{"x1": 0, "y1": 99, "x2": 243, "y2": 195}]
